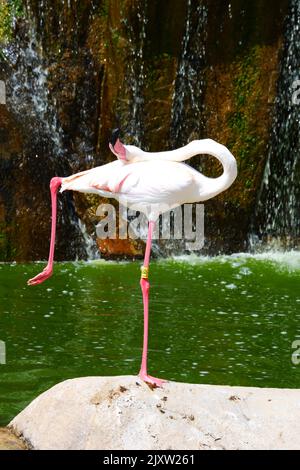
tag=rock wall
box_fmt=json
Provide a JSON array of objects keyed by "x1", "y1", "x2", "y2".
[{"x1": 0, "y1": 0, "x2": 289, "y2": 260}]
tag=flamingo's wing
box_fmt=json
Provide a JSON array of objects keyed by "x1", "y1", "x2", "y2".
[
  {"x1": 118, "y1": 161, "x2": 197, "y2": 204},
  {"x1": 60, "y1": 160, "x2": 200, "y2": 209},
  {"x1": 60, "y1": 161, "x2": 132, "y2": 195}
]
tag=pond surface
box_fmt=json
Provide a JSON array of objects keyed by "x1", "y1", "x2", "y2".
[{"x1": 0, "y1": 252, "x2": 300, "y2": 425}]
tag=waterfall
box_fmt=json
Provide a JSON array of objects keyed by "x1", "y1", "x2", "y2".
[
  {"x1": 150, "y1": 0, "x2": 208, "y2": 256},
  {"x1": 2, "y1": 1, "x2": 294, "y2": 261},
  {"x1": 251, "y1": 0, "x2": 300, "y2": 249},
  {"x1": 3, "y1": 25, "x2": 64, "y2": 157},
  {"x1": 121, "y1": 0, "x2": 148, "y2": 147},
  {"x1": 2, "y1": 11, "x2": 96, "y2": 260},
  {"x1": 77, "y1": 219, "x2": 100, "y2": 260},
  {"x1": 170, "y1": 0, "x2": 207, "y2": 148}
]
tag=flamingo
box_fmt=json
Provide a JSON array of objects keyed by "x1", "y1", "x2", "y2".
[{"x1": 27, "y1": 130, "x2": 237, "y2": 387}]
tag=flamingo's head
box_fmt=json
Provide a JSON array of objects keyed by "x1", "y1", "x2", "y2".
[
  {"x1": 109, "y1": 128, "x2": 128, "y2": 162},
  {"x1": 109, "y1": 128, "x2": 146, "y2": 163}
]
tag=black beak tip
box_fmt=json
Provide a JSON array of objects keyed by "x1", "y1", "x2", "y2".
[{"x1": 110, "y1": 128, "x2": 121, "y2": 146}]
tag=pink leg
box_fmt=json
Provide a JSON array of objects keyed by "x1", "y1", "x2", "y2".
[
  {"x1": 27, "y1": 177, "x2": 62, "y2": 286},
  {"x1": 139, "y1": 220, "x2": 165, "y2": 387}
]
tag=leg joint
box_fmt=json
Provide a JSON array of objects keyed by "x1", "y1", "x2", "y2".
[{"x1": 50, "y1": 177, "x2": 63, "y2": 191}]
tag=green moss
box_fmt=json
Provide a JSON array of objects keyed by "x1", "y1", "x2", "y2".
[
  {"x1": 0, "y1": 223, "x2": 17, "y2": 261},
  {"x1": 227, "y1": 47, "x2": 261, "y2": 162},
  {"x1": 0, "y1": 1, "x2": 12, "y2": 43},
  {"x1": 0, "y1": 230, "x2": 5, "y2": 258},
  {"x1": 111, "y1": 28, "x2": 121, "y2": 48},
  {"x1": 0, "y1": 0, "x2": 24, "y2": 44},
  {"x1": 102, "y1": 2, "x2": 110, "y2": 18}
]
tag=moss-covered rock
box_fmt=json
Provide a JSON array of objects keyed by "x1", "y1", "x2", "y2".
[
  {"x1": 203, "y1": 41, "x2": 281, "y2": 252},
  {"x1": 0, "y1": 0, "x2": 24, "y2": 44}
]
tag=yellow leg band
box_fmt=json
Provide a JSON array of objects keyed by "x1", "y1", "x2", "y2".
[{"x1": 141, "y1": 265, "x2": 149, "y2": 279}]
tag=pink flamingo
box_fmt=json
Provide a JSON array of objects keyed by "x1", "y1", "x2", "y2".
[{"x1": 28, "y1": 130, "x2": 237, "y2": 387}]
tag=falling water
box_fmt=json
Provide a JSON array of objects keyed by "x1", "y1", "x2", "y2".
[
  {"x1": 149, "y1": 0, "x2": 208, "y2": 256},
  {"x1": 2, "y1": 12, "x2": 96, "y2": 260},
  {"x1": 170, "y1": 0, "x2": 207, "y2": 147},
  {"x1": 121, "y1": 0, "x2": 147, "y2": 147},
  {"x1": 77, "y1": 219, "x2": 100, "y2": 260},
  {"x1": 3, "y1": 26, "x2": 64, "y2": 156},
  {"x1": 251, "y1": 0, "x2": 300, "y2": 249}
]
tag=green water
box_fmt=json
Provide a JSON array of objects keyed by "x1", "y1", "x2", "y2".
[{"x1": 0, "y1": 252, "x2": 300, "y2": 425}]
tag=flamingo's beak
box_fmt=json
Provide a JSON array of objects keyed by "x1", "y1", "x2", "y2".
[
  {"x1": 109, "y1": 128, "x2": 127, "y2": 161},
  {"x1": 110, "y1": 128, "x2": 121, "y2": 147}
]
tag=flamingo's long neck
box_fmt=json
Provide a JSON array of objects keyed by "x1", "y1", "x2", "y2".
[
  {"x1": 131, "y1": 139, "x2": 237, "y2": 198},
  {"x1": 190, "y1": 139, "x2": 237, "y2": 198},
  {"x1": 186, "y1": 140, "x2": 237, "y2": 199}
]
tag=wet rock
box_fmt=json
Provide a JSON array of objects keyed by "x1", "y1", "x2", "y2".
[{"x1": 97, "y1": 238, "x2": 144, "y2": 259}]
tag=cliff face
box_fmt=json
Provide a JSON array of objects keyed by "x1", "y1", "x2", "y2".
[{"x1": 0, "y1": 0, "x2": 290, "y2": 260}]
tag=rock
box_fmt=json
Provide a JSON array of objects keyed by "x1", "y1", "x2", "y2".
[
  {"x1": 97, "y1": 238, "x2": 144, "y2": 259},
  {"x1": 9, "y1": 376, "x2": 300, "y2": 450},
  {"x1": 0, "y1": 427, "x2": 27, "y2": 450}
]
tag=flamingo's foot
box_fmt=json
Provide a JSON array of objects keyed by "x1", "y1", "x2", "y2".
[
  {"x1": 139, "y1": 372, "x2": 166, "y2": 388},
  {"x1": 27, "y1": 267, "x2": 53, "y2": 286}
]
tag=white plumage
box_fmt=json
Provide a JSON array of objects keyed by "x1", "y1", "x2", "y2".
[{"x1": 60, "y1": 139, "x2": 237, "y2": 220}]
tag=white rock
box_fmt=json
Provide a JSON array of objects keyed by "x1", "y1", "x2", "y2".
[{"x1": 9, "y1": 376, "x2": 300, "y2": 450}]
